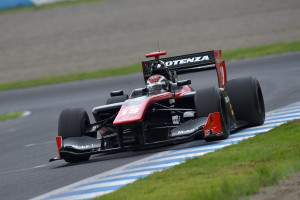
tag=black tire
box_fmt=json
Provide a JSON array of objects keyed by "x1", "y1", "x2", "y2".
[
  {"x1": 58, "y1": 108, "x2": 91, "y2": 163},
  {"x1": 106, "y1": 94, "x2": 128, "y2": 105},
  {"x1": 225, "y1": 77, "x2": 265, "y2": 126},
  {"x1": 194, "y1": 86, "x2": 230, "y2": 141},
  {"x1": 58, "y1": 108, "x2": 90, "y2": 139}
]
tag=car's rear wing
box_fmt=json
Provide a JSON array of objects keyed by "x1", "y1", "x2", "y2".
[{"x1": 142, "y1": 50, "x2": 227, "y2": 88}]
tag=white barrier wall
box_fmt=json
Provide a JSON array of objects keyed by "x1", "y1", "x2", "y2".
[{"x1": 31, "y1": 0, "x2": 72, "y2": 6}]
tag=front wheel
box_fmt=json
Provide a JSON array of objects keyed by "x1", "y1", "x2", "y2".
[{"x1": 58, "y1": 108, "x2": 91, "y2": 163}]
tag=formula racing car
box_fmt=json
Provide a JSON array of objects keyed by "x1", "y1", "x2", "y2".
[{"x1": 50, "y1": 50, "x2": 265, "y2": 163}]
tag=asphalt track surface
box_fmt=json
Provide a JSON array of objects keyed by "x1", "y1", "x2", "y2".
[
  {"x1": 1, "y1": 0, "x2": 300, "y2": 82},
  {"x1": 0, "y1": 52, "x2": 299, "y2": 199}
]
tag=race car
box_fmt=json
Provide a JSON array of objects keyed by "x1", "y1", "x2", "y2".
[{"x1": 50, "y1": 50, "x2": 265, "y2": 163}]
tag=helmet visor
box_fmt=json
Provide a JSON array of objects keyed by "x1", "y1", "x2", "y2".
[{"x1": 147, "y1": 83, "x2": 167, "y2": 94}]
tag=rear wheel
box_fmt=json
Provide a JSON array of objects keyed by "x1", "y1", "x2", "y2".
[
  {"x1": 58, "y1": 108, "x2": 91, "y2": 163},
  {"x1": 194, "y1": 86, "x2": 230, "y2": 142},
  {"x1": 225, "y1": 77, "x2": 265, "y2": 126}
]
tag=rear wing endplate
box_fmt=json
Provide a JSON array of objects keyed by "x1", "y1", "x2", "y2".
[{"x1": 142, "y1": 50, "x2": 227, "y2": 88}]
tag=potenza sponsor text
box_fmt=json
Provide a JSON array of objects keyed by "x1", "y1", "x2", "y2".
[{"x1": 165, "y1": 55, "x2": 209, "y2": 67}]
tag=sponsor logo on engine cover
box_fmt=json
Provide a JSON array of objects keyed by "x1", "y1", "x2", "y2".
[{"x1": 165, "y1": 56, "x2": 209, "y2": 67}]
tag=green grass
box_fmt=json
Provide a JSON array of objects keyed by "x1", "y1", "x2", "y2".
[
  {"x1": 222, "y1": 40, "x2": 300, "y2": 60},
  {"x1": 0, "y1": 0, "x2": 109, "y2": 14},
  {"x1": 98, "y1": 119, "x2": 300, "y2": 200},
  {"x1": 0, "y1": 40, "x2": 300, "y2": 92},
  {"x1": 0, "y1": 63, "x2": 141, "y2": 91},
  {"x1": 0, "y1": 111, "x2": 24, "y2": 121}
]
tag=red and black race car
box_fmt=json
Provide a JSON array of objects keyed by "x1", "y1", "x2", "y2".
[{"x1": 50, "y1": 50, "x2": 265, "y2": 163}]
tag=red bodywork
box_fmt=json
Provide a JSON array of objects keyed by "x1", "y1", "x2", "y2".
[
  {"x1": 214, "y1": 50, "x2": 227, "y2": 88},
  {"x1": 203, "y1": 112, "x2": 223, "y2": 137},
  {"x1": 146, "y1": 51, "x2": 167, "y2": 61},
  {"x1": 115, "y1": 50, "x2": 226, "y2": 127},
  {"x1": 55, "y1": 136, "x2": 63, "y2": 159},
  {"x1": 113, "y1": 86, "x2": 194, "y2": 125}
]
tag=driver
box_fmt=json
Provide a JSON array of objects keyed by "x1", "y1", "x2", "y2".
[{"x1": 146, "y1": 75, "x2": 169, "y2": 94}]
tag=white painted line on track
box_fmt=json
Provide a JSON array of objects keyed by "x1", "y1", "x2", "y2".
[
  {"x1": 168, "y1": 143, "x2": 232, "y2": 155},
  {"x1": 264, "y1": 117, "x2": 300, "y2": 124},
  {"x1": 49, "y1": 190, "x2": 114, "y2": 200},
  {"x1": 119, "y1": 162, "x2": 182, "y2": 174},
  {"x1": 273, "y1": 107, "x2": 300, "y2": 114},
  {"x1": 67, "y1": 179, "x2": 136, "y2": 193},
  {"x1": 93, "y1": 170, "x2": 157, "y2": 182},
  {"x1": 232, "y1": 128, "x2": 272, "y2": 136},
  {"x1": 142, "y1": 152, "x2": 209, "y2": 164},
  {"x1": 33, "y1": 164, "x2": 50, "y2": 169},
  {"x1": 273, "y1": 106, "x2": 300, "y2": 113},
  {"x1": 22, "y1": 111, "x2": 31, "y2": 117},
  {"x1": 24, "y1": 141, "x2": 55, "y2": 148},
  {"x1": 267, "y1": 113, "x2": 300, "y2": 120},
  {"x1": 32, "y1": 101, "x2": 300, "y2": 200},
  {"x1": 0, "y1": 164, "x2": 50, "y2": 175},
  {"x1": 246, "y1": 122, "x2": 291, "y2": 129},
  {"x1": 6, "y1": 128, "x2": 17, "y2": 133}
]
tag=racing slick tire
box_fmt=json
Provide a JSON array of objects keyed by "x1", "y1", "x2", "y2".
[
  {"x1": 106, "y1": 94, "x2": 128, "y2": 104},
  {"x1": 58, "y1": 108, "x2": 91, "y2": 163},
  {"x1": 225, "y1": 77, "x2": 265, "y2": 126},
  {"x1": 194, "y1": 86, "x2": 230, "y2": 142}
]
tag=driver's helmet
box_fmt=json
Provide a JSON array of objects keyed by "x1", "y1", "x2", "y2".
[{"x1": 146, "y1": 75, "x2": 169, "y2": 94}]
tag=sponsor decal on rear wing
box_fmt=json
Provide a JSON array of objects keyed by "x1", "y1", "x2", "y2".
[{"x1": 142, "y1": 50, "x2": 227, "y2": 88}]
